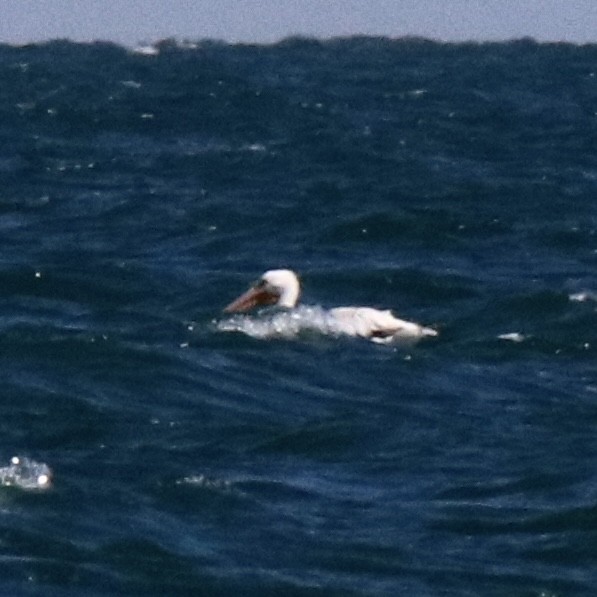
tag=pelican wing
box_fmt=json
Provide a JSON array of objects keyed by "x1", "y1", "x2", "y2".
[{"x1": 329, "y1": 307, "x2": 437, "y2": 343}]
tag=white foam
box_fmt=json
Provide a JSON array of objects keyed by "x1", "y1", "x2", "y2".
[
  {"x1": 132, "y1": 44, "x2": 159, "y2": 56},
  {"x1": 217, "y1": 305, "x2": 330, "y2": 340},
  {"x1": 176, "y1": 474, "x2": 231, "y2": 491},
  {"x1": 0, "y1": 456, "x2": 52, "y2": 490},
  {"x1": 498, "y1": 332, "x2": 526, "y2": 343},
  {"x1": 569, "y1": 291, "x2": 597, "y2": 303}
]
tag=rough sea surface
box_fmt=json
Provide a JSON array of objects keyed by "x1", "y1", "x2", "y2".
[{"x1": 0, "y1": 37, "x2": 596, "y2": 595}]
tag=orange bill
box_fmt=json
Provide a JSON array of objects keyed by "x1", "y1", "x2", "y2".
[{"x1": 223, "y1": 285, "x2": 278, "y2": 313}]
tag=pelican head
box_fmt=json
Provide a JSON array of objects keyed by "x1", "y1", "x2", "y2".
[{"x1": 224, "y1": 269, "x2": 300, "y2": 313}]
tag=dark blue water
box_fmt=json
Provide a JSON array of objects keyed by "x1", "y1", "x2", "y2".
[{"x1": 1, "y1": 37, "x2": 596, "y2": 595}]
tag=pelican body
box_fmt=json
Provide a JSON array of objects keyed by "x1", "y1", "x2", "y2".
[{"x1": 223, "y1": 269, "x2": 437, "y2": 343}]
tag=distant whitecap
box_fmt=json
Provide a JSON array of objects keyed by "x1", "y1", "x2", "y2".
[
  {"x1": 569, "y1": 291, "x2": 597, "y2": 303},
  {"x1": 498, "y1": 332, "x2": 526, "y2": 343}
]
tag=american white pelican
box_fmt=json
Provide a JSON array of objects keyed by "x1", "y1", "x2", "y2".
[{"x1": 223, "y1": 269, "x2": 438, "y2": 343}]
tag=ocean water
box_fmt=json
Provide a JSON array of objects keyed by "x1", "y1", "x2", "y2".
[{"x1": 0, "y1": 36, "x2": 596, "y2": 595}]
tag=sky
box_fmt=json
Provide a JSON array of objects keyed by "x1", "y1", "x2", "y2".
[{"x1": 0, "y1": 0, "x2": 595, "y2": 46}]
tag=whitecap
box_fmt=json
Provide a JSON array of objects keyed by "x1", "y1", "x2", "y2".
[
  {"x1": 132, "y1": 45, "x2": 159, "y2": 56},
  {"x1": 176, "y1": 474, "x2": 231, "y2": 491},
  {"x1": 569, "y1": 291, "x2": 597, "y2": 303},
  {"x1": 498, "y1": 332, "x2": 526, "y2": 343},
  {"x1": 0, "y1": 456, "x2": 52, "y2": 490}
]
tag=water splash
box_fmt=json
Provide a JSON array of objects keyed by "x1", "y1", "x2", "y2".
[
  {"x1": 216, "y1": 305, "x2": 331, "y2": 341},
  {"x1": 0, "y1": 457, "x2": 52, "y2": 490}
]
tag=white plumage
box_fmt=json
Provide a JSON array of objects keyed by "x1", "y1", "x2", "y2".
[{"x1": 223, "y1": 269, "x2": 437, "y2": 343}]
